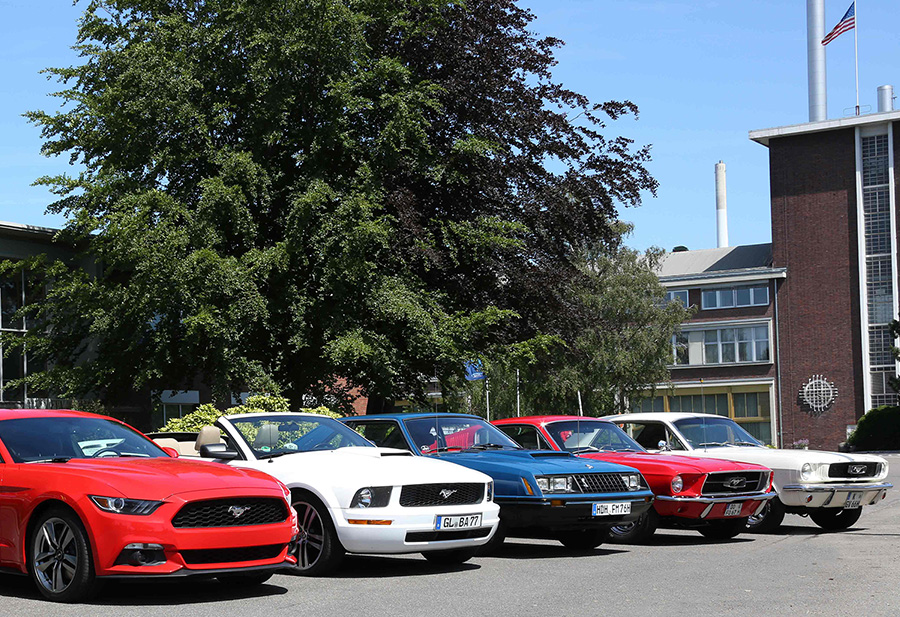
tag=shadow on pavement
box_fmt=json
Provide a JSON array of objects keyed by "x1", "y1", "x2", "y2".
[
  {"x1": 483, "y1": 541, "x2": 627, "y2": 560},
  {"x1": 293, "y1": 555, "x2": 481, "y2": 579}
]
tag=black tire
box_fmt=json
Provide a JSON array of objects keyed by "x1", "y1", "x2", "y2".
[
  {"x1": 291, "y1": 493, "x2": 344, "y2": 576},
  {"x1": 422, "y1": 548, "x2": 478, "y2": 565},
  {"x1": 216, "y1": 571, "x2": 275, "y2": 587},
  {"x1": 28, "y1": 506, "x2": 101, "y2": 603},
  {"x1": 608, "y1": 508, "x2": 659, "y2": 544},
  {"x1": 476, "y1": 521, "x2": 506, "y2": 555},
  {"x1": 745, "y1": 497, "x2": 786, "y2": 533},
  {"x1": 809, "y1": 507, "x2": 863, "y2": 531},
  {"x1": 556, "y1": 528, "x2": 609, "y2": 550},
  {"x1": 698, "y1": 516, "x2": 749, "y2": 540}
]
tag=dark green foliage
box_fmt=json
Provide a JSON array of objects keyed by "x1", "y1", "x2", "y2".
[
  {"x1": 847, "y1": 406, "x2": 900, "y2": 451},
  {"x1": 17, "y1": 0, "x2": 659, "y2": 411}
]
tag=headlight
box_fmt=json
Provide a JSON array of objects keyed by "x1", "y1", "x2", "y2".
[
  {"x1": 350, "y1": 486, "x2": 392, "y2": 508},
  {"x1": 535, "y1": 475, "x2": 576, "y2": 494},
  {"x1": 486, "y1": 481, "x2": 494, "y2": 502},
  {"x1": 90, "y1": 496, "x2": 164, "y2": 516},
  {"x1": 671, "y1": 475, "x2": 684, "y2": 494},
  {"x1": 800, "y1": 463, "x2": 814, "y2": 481},
  {"x1": 624, "y1": 474, "x2": 642, "y2": 491}
]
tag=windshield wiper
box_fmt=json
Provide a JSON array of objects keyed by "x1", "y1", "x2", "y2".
[
  {"x1": 733, "y1": 441, "x2": 760, "y2": 446},
  {"x1": 428, "y1": 446, "x2": 463, "y2": 453},
  {"x1": 258, "y1": 451, "x2": 293, "y2": 460},
  {"x1": 698, "y1": 442, "x2": 730, "y2": 447},
  {"x1": 572, "y1": 446, "x2": 600, "y2": 453},
  {"x1": 27, "y1": 457, "x2": 72, "y2": 463},
  {"x1": 468, "y1": 443, "x2": 513, "y2": 450}
]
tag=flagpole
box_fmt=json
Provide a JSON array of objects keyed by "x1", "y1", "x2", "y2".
[{"x1": 854, "y1": 1, "x2": 860, "y2": 115}]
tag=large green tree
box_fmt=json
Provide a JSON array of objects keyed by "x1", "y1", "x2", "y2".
[{"x1": 17, "y1": 0, "x2": 657, "y2": 411}]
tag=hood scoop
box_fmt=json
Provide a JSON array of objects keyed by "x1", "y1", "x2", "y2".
[{"x1": 528, "y1": 451, "x2": 573, "y2": 458}]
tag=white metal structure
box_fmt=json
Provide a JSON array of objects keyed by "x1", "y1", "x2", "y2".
[
  {"x1": 607, "y1": 412, "x2": 891, "y2": 532},
  {"x1": 194, "y1": 413, "x2": 499, "y2": 574}
]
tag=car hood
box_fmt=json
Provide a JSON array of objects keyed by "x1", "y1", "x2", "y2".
[
  {"x1": 249, "y1": 446, "x2": 492, "y2": 486},
  {"x1": 26, "y1": 457, "x2": 282, "y2": 500},
  {"x1": 679, "y1": 445, "x2": 888, "y2": 470},
  {"x1": 578, "y1": 451, "x2": 770, "y2": 475},
  {"x1": 432, "y1": 449, "x2": 639, "y2": 475}
]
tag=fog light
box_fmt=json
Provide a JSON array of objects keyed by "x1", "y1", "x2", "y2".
[
  {"x1": 806, "y1": 495, "x2": 814, "y2": 503},
  {"x1": 115, "y1": 543, "x2": 166, "y2": 566}
]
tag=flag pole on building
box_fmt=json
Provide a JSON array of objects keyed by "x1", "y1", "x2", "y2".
[{"x1": 821, "y1": 1, "x2": 858, "y2": 114}]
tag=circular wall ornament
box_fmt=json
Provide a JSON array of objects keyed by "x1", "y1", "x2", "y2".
[{"x1": 799, "y1": 375, "x2": 838, "y2": 416}]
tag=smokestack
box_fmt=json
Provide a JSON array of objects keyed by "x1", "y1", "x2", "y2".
[
  {"x1": 715, "y1": 161, "x2": 728, "y2": 249},
  {"x1": 878, "y1": 85, "x2": 894, "y2": 113},
  {"x1": 807, "y1": 0, "x2": 827, "y2": 122}
]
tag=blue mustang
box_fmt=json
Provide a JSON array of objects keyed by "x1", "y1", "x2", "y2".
[{"x1": 342, "y1": 413, "x2": 654, "y2": 550}]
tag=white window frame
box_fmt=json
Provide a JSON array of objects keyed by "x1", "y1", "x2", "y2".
[{"x1": 701, "y1": 284, "x2": 769, "y2": 310}]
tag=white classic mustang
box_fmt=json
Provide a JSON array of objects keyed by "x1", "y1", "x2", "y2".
[
  {"x1": 606, "y1": 412, "x2": 892, "y2": 532},
  {"x1": 187, "y1": 412, "x2": 500, "y2": 574}
]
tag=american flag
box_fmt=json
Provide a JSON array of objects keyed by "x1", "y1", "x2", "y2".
[{"x1": 822, "y1": 3, "x2": 855, "y2": 46}]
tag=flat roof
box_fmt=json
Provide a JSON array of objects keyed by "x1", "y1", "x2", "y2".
[
  {"x1": 658, "y1": 243, "x2": 785, "y2": 287},
  {"x1": 750, "y1": 109, "x2": 900, "y2": 147}
]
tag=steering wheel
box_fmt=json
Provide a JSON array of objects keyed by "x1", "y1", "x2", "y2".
[{"x1": 90, "y1": 447, "x2": 121, "y2": 458}]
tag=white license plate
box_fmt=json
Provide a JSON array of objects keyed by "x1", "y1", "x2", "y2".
[
  {"x1": 435, "y1": 514, "x2": 482, "y2": 530},
  {"x1": 845, "y1": 491, "x2": 863, "y2": 508},
  {"x1": 592, "y1": 502, "x2": 631, "y2": 516},
  {"x1": 723, "y1": 502, "x2": 743, "y2": 517}
]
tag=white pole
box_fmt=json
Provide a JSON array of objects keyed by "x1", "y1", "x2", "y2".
[
  {"x1": 516, "y1": 369, "x2": 520, "y2": 417},
  {"x1": 854, "y1": 1, "x2": 860, "y2": 116},
  {"x1": 485, "y1": 377, "x2": 490, "y2": 421},
  {"x1": 577, "y1": 390, "x2": 583, "y2": 416}
]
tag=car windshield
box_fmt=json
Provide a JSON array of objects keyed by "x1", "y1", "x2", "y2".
[
  {"x1": 544, "y1": 420, "x2": 646, "y2": 453},
  {"x1": 230, "y1": 415, "x2": 373, "y2": 458},
  {"x1": 0, "y1": 416, "x2": 166, "y2": 463},
  {"x1": 673, "y1": 417, "x2": 764, "y2": 449},
  {"x1": 404, "y1": 416, "x2": 522, "y2": 453}
]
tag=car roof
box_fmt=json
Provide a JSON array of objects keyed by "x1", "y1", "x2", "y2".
[
  {"x1": 609, "y1": 412, "x2": 725, "y2": 422},
  {"x1": 494, "y1": 415, "x2": 615, "y2": 424},
  {"x1": 0, "y1": 408, "x2": 104, "y2": 421},
  {"x1": 347, "y1": 412, "x2": 483, "y2": 421}
]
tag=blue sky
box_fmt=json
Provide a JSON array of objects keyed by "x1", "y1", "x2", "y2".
[{"x1": 2, "y1": 1, "x2": 898, "y2": 252}]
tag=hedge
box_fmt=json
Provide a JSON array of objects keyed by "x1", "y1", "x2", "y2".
[
  {"x1": 847, "y1": 405, "x2": 900, "y2": 451},
  {"x1": 157, "y1": 394, "x2": 341, "y2": 433}
]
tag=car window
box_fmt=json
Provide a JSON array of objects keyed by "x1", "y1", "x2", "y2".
[
  {"x1": 348, "y1": 421, "x2": 409, "y2": 451},
  {"x1": 404, "y1": 417, "x2": 521, "y2": 453},
  {"x1": 229, "y1": 416, "x2": 373, "y2": 458},
  {"x1": 621, "y1": 422, "x2": 685, "y2": 451},
  {"x1": 496, "y1": 425, "x2": 551, "y2": 450}
]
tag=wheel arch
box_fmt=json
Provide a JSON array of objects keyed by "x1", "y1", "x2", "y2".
[{"x1": 23, "y1": 498, "x2": 96, "y2": 573}]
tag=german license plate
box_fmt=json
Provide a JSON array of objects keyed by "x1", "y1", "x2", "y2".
[
  {"x1": 845, "y1": 491, "x2": 863, "y2": 508},
  {"x1": 723, "y1": 502, "x2": 743, "y2": 517},
  {"x1": 592, "y1": 502, "x2": 631, "y2": 516},
  {"x1": 435, "y1": 514, "x2": 482, "y2": 530}
]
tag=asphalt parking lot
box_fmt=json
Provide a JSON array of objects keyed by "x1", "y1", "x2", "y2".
[{"x1": 2, "y1": 454, "x2": 898, "y2": 617}]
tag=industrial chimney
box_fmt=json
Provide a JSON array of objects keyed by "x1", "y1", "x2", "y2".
[
  {"x1": 807, "y1": 0, "x2": 827, "y2": 122},
  {"x1": 715, "y1": 161, "x2": 728, "y2": 249}
]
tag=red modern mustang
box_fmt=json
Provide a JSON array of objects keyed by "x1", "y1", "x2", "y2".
[
  {"x1": 493, "y1": 416, "x2": 775, "y2": 542},
  {"x1": 0, "y1": 409, "x2": 298, "y2": 602}
]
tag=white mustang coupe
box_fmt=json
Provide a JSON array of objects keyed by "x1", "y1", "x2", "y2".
[
  {"x1": 192, "y1": 412, "x2": 499, "y2": 574},
  {"x1": 607, "y1": 412, "x2": 891, "y2": 532}
]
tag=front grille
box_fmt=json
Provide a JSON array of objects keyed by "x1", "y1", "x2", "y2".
[
  {"x1": 399, "y1": 483, "x2": 484, "y2": 507},
  {"x1": 172, "y1": 498, "x2": 288, "y2": 528},
  {"x1": 573, "y1": 473, "x2": 628, "y2": 493},
  {"x1": 405, "y1": 528, "x2": 492, "y2": 542},
  {"x1": 180, "y1": 544, "x2": 284, "y2": 565},
  {"x1": 702, "y1": 471, "x2": 766, "y2": 495},
  {"x1": 828, "y1": 462, "x2": 879, "y2": 478}
]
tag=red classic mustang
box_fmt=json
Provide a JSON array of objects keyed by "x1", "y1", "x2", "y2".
[
  {"x1": 493, "y1": 416, "x2": 775, "y2": 542},
  {"x1": 0, "y1": 409, "x2": 298, "y2": 602}
]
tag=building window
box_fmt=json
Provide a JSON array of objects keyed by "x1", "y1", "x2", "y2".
[
  {"x1": 672, "y1": 332, "x2": 689, "y2": 365},
  {"x1": 668, "y1": 393, "x2": 728, "y2": 416},
  {"x1": 666, "y1": 290, "x2": 689, "y2": 306},
  {"x1": 701, "y1": 285, "x2": 769, "y2": 310},
  {"x1": 631, "y1": 396, "x2": 665, "y2": 413},
  {"x1": 703, "y1": 325, "x2": 769, "y2": 364}
]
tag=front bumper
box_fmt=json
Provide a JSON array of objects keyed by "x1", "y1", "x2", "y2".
[
  {"x1": 333, "y1": 501, "x2": 501, "y2": 554},
  {"x1": 496, "y1": 493, "x2": 655, "y2": 532},
  {"x1": 779, "y1": 481, "x2": 892, "y2": 508},
  {"x1": 655, "y1": 491, "x2": 775, "y2": 520}
]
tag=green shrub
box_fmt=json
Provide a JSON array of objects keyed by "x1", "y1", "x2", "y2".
[
  {"x1": 847, "y1": 405, "x2": 900, "y2": 451},
  {"x1": 157, "y1": 394, "x2": 342, "y2": 432}
]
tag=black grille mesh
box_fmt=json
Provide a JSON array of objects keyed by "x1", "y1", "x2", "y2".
[
  {"x1": 406, "y1": 528, "x2": 492, "y2": 542},
  {"x1": 180, "y1": 544, "x2": 284, "y2": 565},
  {"x1": 828, "y1": 462, "x2": 879, "y2": 478},
  {"x1": 399, "y1": 483, "x2": 484, "y2": 507},
  {"x1": 172, "y1": 498, "x2": 287, "y2": 528},
  {"x1": 574, "y1": 473, "x2": 628, "y2": 493},
  {"x1": 702, "y1": 472, "x2": 766, "y2": 495}
]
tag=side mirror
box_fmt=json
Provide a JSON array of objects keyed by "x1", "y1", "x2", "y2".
[
  {"x1": 162, "y1": 446, "x2": 179, "y2": 458},
  {"x1": 657, "y1": 440, "x2": 672, "y2": 452},
  {"x1": 200, "y1": 443, "x2": 239, "y2": 460}
]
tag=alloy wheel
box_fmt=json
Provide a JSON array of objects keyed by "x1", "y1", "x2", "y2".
[
  {"x1": 292, "y1": 500, "x2": 326, "y2": 570},
  {"x1": 33, "y1": 517, "x2": 79, "y2": 595}
]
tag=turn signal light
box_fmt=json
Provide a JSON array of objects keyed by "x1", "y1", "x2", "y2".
[{"x1": 347, "y1": 519, "x2": 393, "y2": 525}]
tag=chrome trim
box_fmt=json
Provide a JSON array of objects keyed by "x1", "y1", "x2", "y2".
[
  {"x1": 782, "y1": 482, "x2": 893, "y2": 493},
  {"x1": 655, "y1": 492, "x2": 775, "y2": 504}
]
